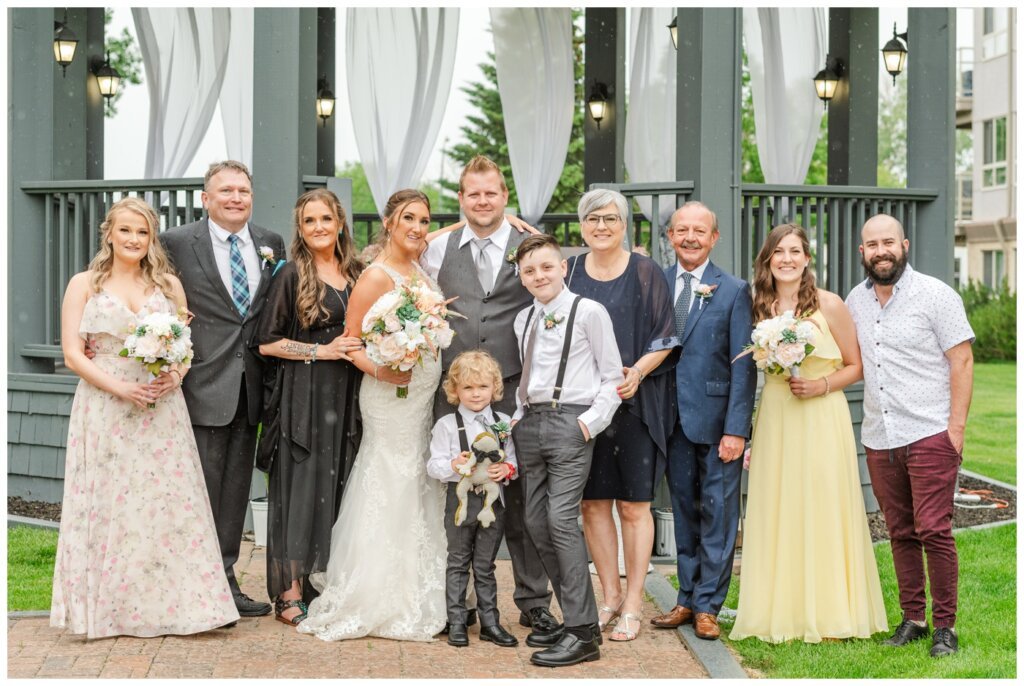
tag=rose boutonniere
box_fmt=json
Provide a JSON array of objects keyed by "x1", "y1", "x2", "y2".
[
  {"x1": 506, "y1": 248, "x2": 520, "y2": 276},
  {"x1": 694, "y1": 283, "x2": 717, "y2": 310},
  {"x1": 489, "y1": 420, "x2": 511, "y2": 446},
  {"x1": 543, "y1": 312, "x2": 565, "y2": 330},
  {"x1": 259, "y1": 246, "x2": 286, "y2": 276}
]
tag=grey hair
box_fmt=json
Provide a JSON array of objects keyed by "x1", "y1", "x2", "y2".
[
  {"x1": 669, "y1": 200, "x2": 719, "y2": 233},
  {"x1": 577, "y1": 189, "x2": 629, "y2": 224}
]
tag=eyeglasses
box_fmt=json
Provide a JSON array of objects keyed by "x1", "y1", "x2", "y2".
[{"x1": 583, "y1": 214, "x2": 622, "y2": 228}]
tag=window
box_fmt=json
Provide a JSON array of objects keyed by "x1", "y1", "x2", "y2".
[
  {"x1": 982, "y1": 8, "x2": 1009, "y2": 59},
  {"x1": 982, "y1": 249, "x2": 1005, "y2": 289},
  {"x1": 982, "y1": 117, "x2": 1008, "y2": 187},
  {"x1": 954, "y1": 257, "x2": 963, "y2": 289}
]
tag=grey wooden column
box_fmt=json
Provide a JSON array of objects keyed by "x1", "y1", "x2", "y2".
[
  {"x1": 675, "y1": 8, "x2": 743, "y2": 274},
  {"x1": 583, "y1": 8, "x2": 625, "y2": 187},
  {"x1": 252, "y1": 8, "x2": 319, "y2": 239},
  {"x1": 8, "y1": 8, "x2": 104, "y2": 374},
  {"x1": 316, "y1": 8, "x2": 336, "y2": 177},
  {"x1": 907, "y1": 8, "x2": 956, "y2": 284},
  {"x1": 827, "y1": 9, "x2": 878, "y2": 186}
]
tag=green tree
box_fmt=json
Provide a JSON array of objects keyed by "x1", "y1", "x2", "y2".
[
  {"x1": 336, "y1": 160, "x2": 444, "y2": 216},
  {"x1": 103, "y1": 10, "x2": 143, "y2": 118},
  {"x1": 440, "y1": 12, "x2": 585, "y2": 215},
  {"x1": 877, "y1": 79, "x2": 907, "y2": 187}
]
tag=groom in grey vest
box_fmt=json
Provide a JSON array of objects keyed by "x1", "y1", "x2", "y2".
[
  {"x1": 421, "y1": 156, "x2": 560, "y2": 644},
  {"x1": 159, "y1": 161, "x2": 285, "y2": 618}
]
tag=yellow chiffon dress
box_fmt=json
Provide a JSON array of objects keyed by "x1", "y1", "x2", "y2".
[{"x1": 730, "y1": 310, "x2": 888, "y2": 643}]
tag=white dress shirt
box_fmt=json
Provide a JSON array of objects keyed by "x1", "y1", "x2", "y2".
[
  {"x1": 427, "y1": 405, "x2": 518, "y2": 502},
  {"x1": 673, "y1": 258, "x2": 710, "y2": 312},
  {"x1": 208, "y1": 219, "x2": 262, "y2": 299},
  {"x1": 846, "y1": 264, "x2": 975, "y2": 450},
  {"x1": 421, "y1": 219, "x2": 513, "y2": 289},
  {"x1": 512, "y1": 286, "x2": 624, "y2": 436}
]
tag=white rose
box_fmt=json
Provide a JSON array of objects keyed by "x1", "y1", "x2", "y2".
[{"x1": 384, "y1": 313, "x2": 402, "y2": 332}]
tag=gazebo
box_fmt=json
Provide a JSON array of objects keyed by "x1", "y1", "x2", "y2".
[{"x1": 7, "y1": 7, "x2": 958, "y2": 510}]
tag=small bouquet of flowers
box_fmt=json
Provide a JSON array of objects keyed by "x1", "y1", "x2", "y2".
[
  {"x1": 119, "y1": 310, "x2": 194, "y2": 407},
  {"x1": 734, "y1": 310, "x2": 817, "y2": 376},
  {"x1": 361, "y1": 278, "x2": 464, "y2": 397}
]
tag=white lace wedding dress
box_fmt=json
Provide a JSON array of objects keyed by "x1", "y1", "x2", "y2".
[{"x1": 298, "y1": 262, "x2": 447, "y2": 642}]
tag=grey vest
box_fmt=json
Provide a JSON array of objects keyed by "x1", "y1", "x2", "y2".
[{"x1": 437, "y1": 227, "x2": 533, "y2": 378}]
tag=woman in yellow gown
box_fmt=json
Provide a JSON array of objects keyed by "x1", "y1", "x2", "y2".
[{"x1": 730, "y1": 224, "x2": 888, "y2": 644}]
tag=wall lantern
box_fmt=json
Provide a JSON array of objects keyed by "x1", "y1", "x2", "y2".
[
  {"x1": 881, "y1": 23, "x2": 909, "y2": 85},
  {"x1": 53, "y1": 11, "x2": 78, "y2": 76},
  {"x1": 92, "y1": 51, "x2": 121, "y2": 99},
  {"x1": 316, "y1": 76, "x2": 336, "y2": 126},
  {"x1": 668, "y1": 16, "x2": 678, "y2": 50},
  {"x1": 812, "y1": 54, "x2": 843, "y2": 109},
  {"x1": 587, "y1": 81, "x2": 611, "y2": 129}
]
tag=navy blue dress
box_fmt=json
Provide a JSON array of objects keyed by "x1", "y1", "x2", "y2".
[{"x1": 567, "y1": 252, "x2": 679, "y2": 501}]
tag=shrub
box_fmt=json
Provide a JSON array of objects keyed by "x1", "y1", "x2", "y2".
[{"x1": 959, "y1": 280, "x2": 1016, "y2": 362}]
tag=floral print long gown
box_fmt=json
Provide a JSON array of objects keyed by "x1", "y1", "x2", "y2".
[{"x1": 50, "y1": 288, "x2": 239, "y2": 638}]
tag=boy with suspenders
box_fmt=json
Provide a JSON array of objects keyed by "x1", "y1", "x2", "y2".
[{"x1": 510, "y1": 234, "x2": 624, "y2": 667}]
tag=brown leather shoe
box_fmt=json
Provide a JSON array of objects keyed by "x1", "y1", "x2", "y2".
[
  {"x1": 693, "y1": 612, "x2": 720, "y2": 640},
  {"x1": 650, "y1": 605, "x2": 693, "y2": 628}
]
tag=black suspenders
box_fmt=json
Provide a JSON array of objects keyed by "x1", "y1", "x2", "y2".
[
  {"x1": 521, "y1": 295, "x2": 582, "y2": 409},
  {"x1": 454, "y1": 411, "x2": 470, "y2": 453}
]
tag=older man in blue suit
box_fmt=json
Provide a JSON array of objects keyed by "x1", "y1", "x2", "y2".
[{"x1": 650, "y1": 201, "x2": 755, "y2": 641}]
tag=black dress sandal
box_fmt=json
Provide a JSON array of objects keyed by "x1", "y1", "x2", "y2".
[{"x1": 274, "y1": 597, "x2": 308, "y2": 627}]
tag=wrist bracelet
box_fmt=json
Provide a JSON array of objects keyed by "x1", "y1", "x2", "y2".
[
  {"x1": 632, "y1": 365, "x2": 644, "y2": 381},
  {"x1": 170, "y1": 370, "x2": 182, "y2": 386},
  {"x1": 373, "y1": 364, "x2": 380, "y2": 380},
  {"x1": 311, "y1": 344, "x2": 319, "y2": 363},
  {"x1": 823, "y1": 376, "x2": 831, "y2": 396}
]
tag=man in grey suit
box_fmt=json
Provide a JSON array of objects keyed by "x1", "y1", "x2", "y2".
[
  {"x1": 159, "y1": 161, "x2": 286, "y2": 617},
  {"x1": 421, "y1": 155, "x2": 558, "y2": 646}
]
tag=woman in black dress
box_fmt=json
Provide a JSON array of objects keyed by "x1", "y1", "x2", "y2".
[
  {"x1": 256, "y1": 189, "x2": 364, "y2": 625},
  {"x1": 568, "y1": 189, "x2": 679, "y2": 642}
]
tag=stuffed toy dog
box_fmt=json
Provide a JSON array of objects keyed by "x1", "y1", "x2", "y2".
[{"x1": 453, "y1": 431, "x2": 506, "y2": 528}]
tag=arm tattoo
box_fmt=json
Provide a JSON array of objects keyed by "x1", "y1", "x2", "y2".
[{"x1": 282, "y1": 341, "x2": 316, "y2": 357}]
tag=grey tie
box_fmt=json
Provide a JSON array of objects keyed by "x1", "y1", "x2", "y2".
[
  {"x1": 475, "y1": 414, "x2": 490, "y2": 431},
  {"x1": 517, "y1": 313, "x2": 542, "y2": 407},
  {"x1": 472, "y1": 237, "x2": 494, "y2": 294},
  {"x1": 674, "y1": 272, "x2": 693, "y2": 340}
]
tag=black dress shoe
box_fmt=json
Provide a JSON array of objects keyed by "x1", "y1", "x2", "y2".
[
  {"x1": 479, "y1": 624, "x2": 519, "y2": 647},
  {"x1": 447, "y1": 623, "x2": 469, "y2": 647},
  {"x1": 233, "y1": 592, "x2": 272, "y2": 617},
  {"x1": 930, "y1": 627, "x2": 958, "y2": 657},
  {"x1": 521, "y1": 607, "x2": 565, "y2": 647},
  {"x1": 439, "y1": 609, "x2": 477, "y2": 635},
  {"x1": 881, "y1": 618, "x2": 930, "y2": 647},
  {"x1": 530, "y1": 632, "x2": 600, "y2": 667}
]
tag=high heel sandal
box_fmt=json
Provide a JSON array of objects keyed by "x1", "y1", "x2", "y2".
[
  {"x1": 274, "y1": 597, "x2": 308, "y2": 627},
  {"x1": 597, "y1": 600, "x2": 623, "y2": 632},
  {"x1": 609, "y1": 612, "x2": 642, "y2": 642}
]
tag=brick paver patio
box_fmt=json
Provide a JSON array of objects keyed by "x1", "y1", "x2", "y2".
[{"x1": 8, "y1": 541, "x2": 705, "y2": 679}]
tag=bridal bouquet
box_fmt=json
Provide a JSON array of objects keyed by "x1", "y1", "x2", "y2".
[
  {"x1": 119, "y1": 310, "x2": 194, "y2": 406},
  {"x1": 735, "y1": 310, "x2": 817, "y2": 376},
  {"x1": 361, "y1": 278, "x2": 463, "y2": 397}
]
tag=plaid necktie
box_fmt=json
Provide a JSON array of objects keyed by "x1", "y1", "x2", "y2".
[
  {"x1": 228, "y1": 235, "x2": 251, "y2": 318},
  {"x1": 472, "y1": 237, "x2": 494, "y2": 294},
  {"x1": 674, "y1": 272, "x2": 693, "y2": 340}
]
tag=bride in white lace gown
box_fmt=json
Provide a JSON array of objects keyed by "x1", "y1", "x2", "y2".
[{"x1": 298, "y1": 190, "x2": 447, "y2": 642}]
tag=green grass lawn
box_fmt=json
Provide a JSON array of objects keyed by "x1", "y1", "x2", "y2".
[
  {"x1": 8, "y1": 526, "x2": 58, "y2": 611},
  {"x1": 962, "y1": 362, "x2": 1016, "y2": 485},
  {"x1": 669, "y1": 524, "x2": 1016, "y2": 678}
]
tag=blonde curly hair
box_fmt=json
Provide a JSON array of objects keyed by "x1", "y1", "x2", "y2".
[{"x1": 442, "y1": 350, "x2": 505, "y2": 407}]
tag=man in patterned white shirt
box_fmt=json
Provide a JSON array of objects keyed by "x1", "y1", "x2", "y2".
[{"x1": 846, "y1": 214, "x2": 974, "y2": 658}]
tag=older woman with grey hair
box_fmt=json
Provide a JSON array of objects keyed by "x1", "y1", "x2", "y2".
[{"x1": 566, "y1": 188, "x2": 679, "y2": 642}]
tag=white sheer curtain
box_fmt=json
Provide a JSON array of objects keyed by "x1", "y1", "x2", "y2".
[
  {"x1": 490, "y1": 8, "x2": 574, "y2": 224},
  {"x1": 346, "y1": 8, "x2": 458, "y2": 215},
  {"x1": 133, "y1": 8, "x2": 231, "y2": 179},
  {"x1": 219, "y1": 8, "x2": 253, "y2": 169},
  {"x1": 743, "y1": 8, "x2": 827, "y2": 185},
  {"x1": 624, "y1": 7, "x2": 677, "y2": 229}
]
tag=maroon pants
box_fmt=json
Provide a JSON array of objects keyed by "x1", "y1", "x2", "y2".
[{"x1": 866, "y1": 430, "x2": 960, "y2": 628}]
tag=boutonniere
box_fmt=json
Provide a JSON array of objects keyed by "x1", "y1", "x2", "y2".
[
  {"x1": 694, "y1": 283, "x2": 717, "y2": 310},
  {"x1": 259, "y1": 246, "x2": 277, "y2": 268},
  {"x1": 489, "y1": 420, "x2": 511, "y2": 445},
  {"x1": 506, "y1": 248, "x2": 520, "y2": 276},
  {"x1": 543, "y1": 312, "x2": 565, "y2": 330}
]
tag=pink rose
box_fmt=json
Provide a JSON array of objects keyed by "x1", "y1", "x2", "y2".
[
  {"x1": 774, "y1": 342, "x2": 806, "y2": 369},
  {"x1": 376, "y1": 334, "x2": 404, "y2": 362}
]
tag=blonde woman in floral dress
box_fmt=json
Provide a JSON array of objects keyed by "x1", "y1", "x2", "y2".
[
  {"x1": 51, "y1": 198, "x2": 238, "y2": 638},
  {"x1": 730, "y1": 224, "x2": 887, "y2": 643}
]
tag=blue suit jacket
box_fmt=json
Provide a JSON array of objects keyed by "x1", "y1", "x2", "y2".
[{"x1": 664, "y1": 261, "x2": 756, "y2": 445}]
